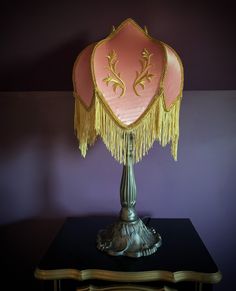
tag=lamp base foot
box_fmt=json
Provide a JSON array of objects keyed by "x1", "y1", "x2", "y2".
[{"x1": 97, "y1": 218, "x2": 161, "y2": 257}]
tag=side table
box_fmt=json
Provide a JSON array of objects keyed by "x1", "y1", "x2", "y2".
[{"x1": 34, "y1": 217, "x2": 222, "y2": 291}]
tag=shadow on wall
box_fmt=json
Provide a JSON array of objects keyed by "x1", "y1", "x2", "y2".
[
  {"x1": 1, "y1": 33, "x2": 89, "y2": 91},
  {"x1": 0, "y1": 91, "x2": 74, "y2": 151},
  {"x1": 0, "y1": 90, "x2": 76, "y2": 221},
  {"x1": 0, "y1": 35, "x2": 91, "y2": 221},
  {"x1": 0, "y1": 33, "x2": 92, "y2": 150}
]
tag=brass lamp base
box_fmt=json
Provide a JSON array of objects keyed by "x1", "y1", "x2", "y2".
[{"x1": 97, "y1": 217, "x2": 161, "y2": 258}]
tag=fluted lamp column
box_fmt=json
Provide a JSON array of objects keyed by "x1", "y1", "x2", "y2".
[
  {"x1": 120, "y1": 134, "x2": 137, "y2": 223},
  {"x1": 72, "y1": 18, "x2": 184, "y2": 257}
]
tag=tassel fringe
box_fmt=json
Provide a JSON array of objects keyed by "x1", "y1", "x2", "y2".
[
  {"x1": 74, "y1": 90, "x2": 181, "y2": 164},
  {"x1": 74, "y1": 97, "x2": 96, "y2": 157}
]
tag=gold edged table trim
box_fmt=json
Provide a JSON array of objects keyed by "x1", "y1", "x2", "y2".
[{"x1": 34, "y1": 268, "x2": 222, "y2": 284}]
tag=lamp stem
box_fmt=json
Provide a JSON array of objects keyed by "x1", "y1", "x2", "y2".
[{"x1": 120, "y1": 134, "x2": 138, "y2": 222}]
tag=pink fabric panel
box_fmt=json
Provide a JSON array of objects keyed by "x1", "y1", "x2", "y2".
[
  {"x1": 163, "y1": 44, "x2": 182, "y2": 109},
  {"x1": 73, "y1": 43, "x2": 95, "y2": 108},
  {"x1": 93, "y1": 20, "x2": 165, "y2": 126}
]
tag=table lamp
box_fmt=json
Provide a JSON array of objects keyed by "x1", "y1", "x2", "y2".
[{"x1": 73, "y1": 18, "x2": 184, "y2": 258}]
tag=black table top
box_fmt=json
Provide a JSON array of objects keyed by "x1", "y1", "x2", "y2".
[{"x1": 35, "y1": 217, "x2": 222, "y2": 284}]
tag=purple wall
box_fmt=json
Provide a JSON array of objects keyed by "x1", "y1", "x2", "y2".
[{"x1": 0, "y1": 91, "x2": 235, "y2": 290}]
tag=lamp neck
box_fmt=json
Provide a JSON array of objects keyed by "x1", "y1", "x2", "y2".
[{"x1": 119, "y1": 134, "x2": 138, "y2": 222}]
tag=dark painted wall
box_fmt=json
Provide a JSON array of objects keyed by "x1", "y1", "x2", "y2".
[{"x1": 0, "y1": 0, "x2": 235, "y2": 91}]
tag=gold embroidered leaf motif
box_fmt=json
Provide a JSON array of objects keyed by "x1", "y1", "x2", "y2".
[
  {"x1": 133, "y1": 49, "x2": 154, "y2": 96},
  {"x1": 103, "y1": 50, "x2": 126, "y2": 97}
]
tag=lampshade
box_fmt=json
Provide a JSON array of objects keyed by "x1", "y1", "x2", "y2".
[
  {"x1": 73, "y1": 18, "x2": 183, "y2": 165},
  {"x1": 73, "y1": 18, "x2": 184, "y2": 258}
]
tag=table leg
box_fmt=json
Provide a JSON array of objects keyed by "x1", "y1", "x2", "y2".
[
  {"x1": 53, "y1": 280, "x2": 61, "y2": 291},
  {"x1": 195, "y1": 282, "x2": 203, "y2": 291}
]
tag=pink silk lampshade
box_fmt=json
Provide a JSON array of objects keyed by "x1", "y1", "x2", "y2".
[{"x1": 73, "y1": 18, "x2": 184, "y2": 164}]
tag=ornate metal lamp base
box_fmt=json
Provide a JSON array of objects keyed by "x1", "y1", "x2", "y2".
[{"x1": 97, "y1": 218, "x2": 162, "y2": 258}]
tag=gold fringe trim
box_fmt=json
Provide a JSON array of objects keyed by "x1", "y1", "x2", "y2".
[
  {"x1": 74, "y1": 91, "x2": 181, "y2": 164},
  {"x1": 74, "y1": 96, "x2": 96, "y2": 157}
]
